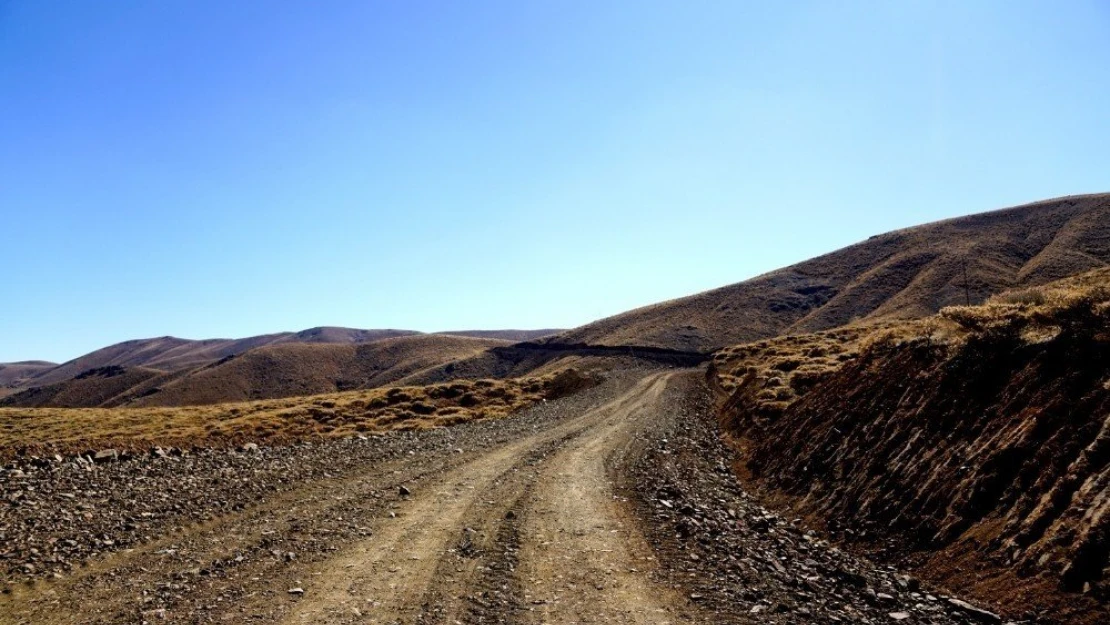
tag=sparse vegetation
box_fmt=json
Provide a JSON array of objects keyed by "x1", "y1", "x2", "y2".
[
  {"x1": 710, "y1": 326, "x2": 875, "y2": 419},
  {"x1": 939, "y1": 270, "x2": 1110, "y2": 340},
  {"x1": 710, "y1": 268, "x2": 1110, "y2": 420},
  {"x1": 0, "y1": 369, "x2": 598, "y2": 459}
]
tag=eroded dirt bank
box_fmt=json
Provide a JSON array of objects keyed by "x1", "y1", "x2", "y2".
[
  {"x1": 723, "y1": 327, "x2": 1110, "y2": 624},
  {"x1": 3, "y1": 368, "x2": 995, "y2": 624}
]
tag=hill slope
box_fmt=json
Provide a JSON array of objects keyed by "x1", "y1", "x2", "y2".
[
  {"x1": 0, "y1": 361, "x2": 57, "y2": 398},
  {"x1": 127, "y1": 334, "x2": 512, "y2": 407},
  {"x1": 550, "y1": 193, "x2": 1110, "y2": 353},
  {"x1": 1, "y1": 335, "x2": 512, "y2": 408},
  {"x1": 439, "y1": 329, "x2": 561, "y2": 341},
  {"x1": 24, "y1": 328, "x2": 420, "y2": 388}
]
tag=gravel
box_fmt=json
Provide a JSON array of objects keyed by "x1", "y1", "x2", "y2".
[{"x1": 623, "y1": 375, "x2": 1011, "y2": 625}]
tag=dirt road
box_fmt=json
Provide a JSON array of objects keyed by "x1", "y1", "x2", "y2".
[{"x1": 1, "y1": 371, "x2": 993, "y2": 624}]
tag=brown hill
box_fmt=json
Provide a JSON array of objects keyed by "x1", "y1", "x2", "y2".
[
  {"x1": 24, "y1": 328, "x2": 419, "y2": 388},
  {"x1": 125, "y1": 334, "x2": 512, "y2": 407},
  {"x1": 549, "y1": 193, "x2": 1110, "y2": 353},
  {"x1": 0, "y1": 370, "x2": 591, "y2": 459},
  {"x1": 0, "y1": 361, "x2": 55, "y2": 386},
  {"x1": 1, "y1": 335, "x2": 511, "y2": 408},
  {"x1": 1, "y1": 365, "x2": 168, "y2": 409},
  {"x1": 0, "y1": 361, "x2": 56, "y2": 398}
]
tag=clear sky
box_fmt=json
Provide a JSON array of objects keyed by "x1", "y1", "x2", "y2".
[{"x1": 2, "y1": 1, "x2": 1108, "y2": 363}]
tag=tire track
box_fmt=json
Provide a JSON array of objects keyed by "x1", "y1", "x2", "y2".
[
  {"x1": 276, "y1": 375, "x2": 665, "y2": 625},
  {"x1": 517, "y1": 373, "x2": 704, "y2": 624}
]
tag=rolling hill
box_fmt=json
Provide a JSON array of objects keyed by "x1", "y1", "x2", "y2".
[
  {"x1": 0, "y1": 330, "x2": 556, "y2": 409},
  {"x1": 22, "y1": 328, "x2": 421, "y2": 388},
  {"x1": 547, "y1": 193, "x2": 1110, "y2": 353},
  {"x1": 123, "y1": 334, "x2": 511, "y2": 407},
  {"x1": 0, "y1": 361, "x2": 56, "y2": 398},
  {"x1": 440, "y1": 329, "x2": 561, "y2": 341}
]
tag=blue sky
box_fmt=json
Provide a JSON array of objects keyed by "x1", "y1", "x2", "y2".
[{"x1": 2, "y1": 1, "x2": 1108, "y2": 363}]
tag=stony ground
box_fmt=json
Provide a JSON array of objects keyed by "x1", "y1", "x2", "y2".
[
  {"x1": 1, "y1": 369, "x2": 1010, "y2": 624},
  {"x1": 624, "y1": 376, "x2": 1010, "y2": 624}
]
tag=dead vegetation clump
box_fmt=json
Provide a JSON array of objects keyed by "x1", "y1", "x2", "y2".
[
  {"x1": 937, "y1": 270, "x2": 1110, "y2": 344},
  {"x1": 0, "y1": 369, "x2": 599, "y2": 460},
  {"x1": 709, "y1": 326, "x2": 874, "y2": 420}
]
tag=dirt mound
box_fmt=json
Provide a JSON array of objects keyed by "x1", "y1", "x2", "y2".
[
  {"x1": 718, "y1": 274, "x2": 1110, "y2": 623},
  {"x1": 550, "y1": 193, "x2": 1110, "y2": 353}
]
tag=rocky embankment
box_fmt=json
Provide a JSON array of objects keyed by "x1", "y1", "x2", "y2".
[
  {"x1": 627, "y1": 375, "x2": 1005, "y2": 624},
  {"x1": 722, "y1": 317, "x2": 1110, "y2": 624}
]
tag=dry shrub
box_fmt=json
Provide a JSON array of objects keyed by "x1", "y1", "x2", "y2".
[{"x1": 990, "y1": 287, "x2": 1048, "y2": 306}]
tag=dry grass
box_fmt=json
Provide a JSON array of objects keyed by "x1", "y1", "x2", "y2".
[
  {"x1": 710, "y1": 267, "x2": 1110, "y2": 418},
  {"x1": 937, "y1": 267, "x2": 1110, "y2": 339},
  {"x1": 710, "y1": 326, "x2": 874, "y2": 416},
  {"x1": 0, "y1": 369, "x2": 594, "y2": 459}
]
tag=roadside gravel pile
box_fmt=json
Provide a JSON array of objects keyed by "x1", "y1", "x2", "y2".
[{"x1": 626, "y1": 375, "x2": 1009, "y2": 625}]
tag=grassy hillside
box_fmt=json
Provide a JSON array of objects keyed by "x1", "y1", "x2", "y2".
[
  {"x1": 712, "y1": 269, "x2": 1110, "y2": 624},
  {"x1": 552, "y1": 193, "x2": 1110, "y2": 353}
]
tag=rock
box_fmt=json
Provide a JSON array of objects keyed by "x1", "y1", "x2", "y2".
[
  {"x1": 945, "y1": 598, "x2": 1001, "y2": 623},
  {"x1": 889, "y1": 612, "x2": 911, "y2": 620},
  {"x1": 239, "y1": 443, "x2": 259, "y2": 453},
  {"x1": 92, "y1": 449, "x2": 118, "y2": 464},
  {"x1": 398, "y1": 485, "x2": 411, "y2": 497},
  {"x1": 897, "y1": 574, "x2": 921, "y2": 592},
  {"x1": 288, "y1": 587, "x2": 304, "y2": 595},
  {"x1": 504, "y1": 510, "x2": 516, "y2": 520}
]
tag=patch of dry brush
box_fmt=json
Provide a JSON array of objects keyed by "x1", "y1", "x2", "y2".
[
  {"x1": 710, "y1": 267, "x2": 1110, "y2": 423},
  {"x1": 709, "y1": 327, "x2": 871, "y2": 420},
  {"x1": 0, "y1": 369, "x2": 596, "y2": 460}
]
